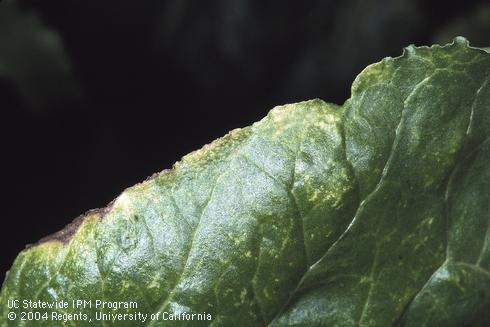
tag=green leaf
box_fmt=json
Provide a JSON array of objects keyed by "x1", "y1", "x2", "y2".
[{"x1": 2, "y1": 37, "x2": 490, "y2": 326}]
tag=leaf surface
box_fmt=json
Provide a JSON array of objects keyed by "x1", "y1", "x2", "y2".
[{"x1": 2, "y1": 37, "x2": 490, "y2": 326}]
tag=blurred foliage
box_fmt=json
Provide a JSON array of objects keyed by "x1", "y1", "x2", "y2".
[
  {"x1": 0, "y1": 0, "x2": 81, "y2": 112},
  {"x1": 1, "y1": 0, "x2": 488, "y2": 111},
  {"x1": 156, "y1": 0, "x2": 424, "y2": 103}
]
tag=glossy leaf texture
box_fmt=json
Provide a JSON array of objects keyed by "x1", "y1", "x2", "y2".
[{"x1": 2, "y1": 37, "x2": 490, "y2": 326}]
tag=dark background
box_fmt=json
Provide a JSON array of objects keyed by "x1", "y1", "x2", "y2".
[{"x1": 2, "y1": 0, "x2": 490, "y2": 276}]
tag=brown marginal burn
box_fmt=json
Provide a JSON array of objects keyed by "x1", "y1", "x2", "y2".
[
  {"x1": 32, "y1": 168, "x2": 173, "y2": 247},
  {"x1": 34, "y1": 200, "x2": 116, "y2": 246},
  {"x1": 30, "y1": 142, "x2": 212, "y2": 247}
]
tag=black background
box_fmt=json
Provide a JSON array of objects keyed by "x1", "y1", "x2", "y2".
[{"x1": 1, "y1": 0, "x2": 489, "y2": 276}]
